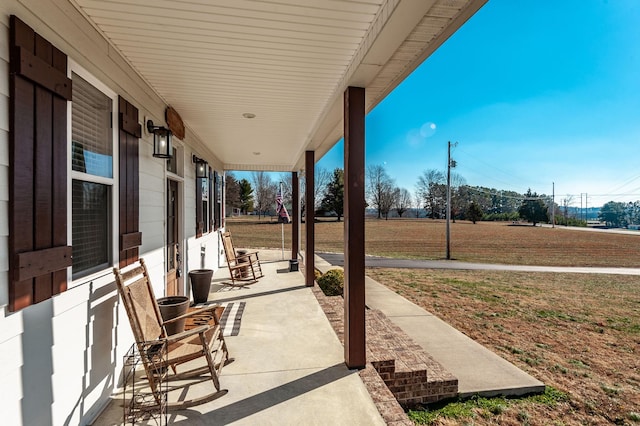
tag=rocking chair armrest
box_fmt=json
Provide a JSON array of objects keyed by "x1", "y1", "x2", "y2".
[
  {"x1": 162, "y1": 304, "x2": 222, "y2": 324},
  {"x1": 163, "y1": 325, "x2": 209, "y2": 343},
  {"x1": 184, "y1": 304, "x2": 222, "y2": 318},
  {"x1": 235, "y1": 251, "x2": 258, "y2": 262}
]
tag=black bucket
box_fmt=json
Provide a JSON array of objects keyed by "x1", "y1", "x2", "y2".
[{"x1": 289, "y1": 259, "x2": 299, "y2": 272}]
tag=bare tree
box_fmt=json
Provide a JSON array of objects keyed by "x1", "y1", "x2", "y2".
[
  {"x1": 416, "y1": 169, "x2": 445, "y2": 219},
  {"x1": 300, "y1": 167, "x2": 331, "y2": 217},
  {"x1": 314, "y1": 167, "x2": 331, "y2": 210},
  {"x1": 563, "y1": 194, "x2": 575, "y2": 220},
  {"x1": 414, "y1": 192, "x2": 422, "y2": 218},
  {"x1": 395, "y1": 188, "x2": 412, "y2": 218},
  {"x1": 367, "y1": 164, "x2": 396, "y2": 219},
  {"x1": 252, "y1": 171, "x2": 277, "y2": 219},
  {"x1": 278, "y1": 172, "x2": 294, "y2": 208},
  {"x1": 379, "y1": 185, "x2": 398, "y2": 220}
]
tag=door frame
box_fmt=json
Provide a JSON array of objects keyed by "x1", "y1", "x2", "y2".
[
  {"x1": 165, "y1": 143, "x2": 185, "y2": 296},
  {"x1": 162, "y1": 138, "x2": 187, "y2": 296},
  {"x1": 166, "y1": 178, "x2": 183, "y2": 295}
]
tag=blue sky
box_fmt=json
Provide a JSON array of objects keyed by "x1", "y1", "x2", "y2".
[{"x1": 315, "y1": 0, "x2": 640, "y2": 208}]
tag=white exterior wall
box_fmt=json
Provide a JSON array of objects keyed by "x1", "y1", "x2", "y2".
[{"x1": 0, "y1": 1, "x2": 224, "y2": 424}]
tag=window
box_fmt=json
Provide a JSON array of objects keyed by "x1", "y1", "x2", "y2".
[
  {"x1": 196, "y1": 165, "x2": 216, "y2": 237},
  {"x1": 70, "y1": 71, "x2": 116, "y2": 278},
  {"x1": 214, "y1": 172, "x2": 222, "y2": 229},
  {"x1": 202, "y1": 176, "x2": 210, "y2": 234},
  {"x1": 166, "y1": 147, "x2": 178, "y2": 174}
]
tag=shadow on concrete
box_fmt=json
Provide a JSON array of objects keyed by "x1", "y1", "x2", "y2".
[
  {"x1": 202, "y1": 285, "x2": 308, "y2": 304},
  {"x1": 173, "y1": 363, "x2": 353, "y2": 424}
]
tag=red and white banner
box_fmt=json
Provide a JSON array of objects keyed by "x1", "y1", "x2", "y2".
[{"x1": 276, "y1": 185, "x2": 290, "y2": 224}]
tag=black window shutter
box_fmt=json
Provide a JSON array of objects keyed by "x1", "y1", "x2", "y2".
[
  {"x1": 196, "y1": 173, "x2": 203, "y2": 238},
  {"x1": 8, "y1": 16, "x2": 72, "y2": 311},
  {"x1": 118, "y1": 96, "x2": 142, "y2": 268},
  {"x1": 209, "y1": 167, "x2": 215, "y2": 231}
]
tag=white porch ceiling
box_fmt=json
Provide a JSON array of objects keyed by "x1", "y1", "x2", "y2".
[{"x1": 69, "y1": 0, "x2": 487, "y2": 171}]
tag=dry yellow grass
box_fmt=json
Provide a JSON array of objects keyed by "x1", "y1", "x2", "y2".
[
  {"x1": 227, "y1": 217, "x2": 640, "y2": 267},
  {"x1": 367, "y1": 268, "x2": 640, "y2": 425}
]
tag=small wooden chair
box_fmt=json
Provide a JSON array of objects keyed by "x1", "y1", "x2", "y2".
[
  {"x1": 221, "y1": 230, "x2": 263, "y2": 286},
  {"x1": 113, "y1": 258, "x2": 231, "y2": 410}
]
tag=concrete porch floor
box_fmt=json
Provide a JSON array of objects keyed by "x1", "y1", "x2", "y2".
[
  {"x1": 93, "y1": 250, "x2": 385, "y2": 425},
  {"x1": 95, "y1": 248, "x2": 544, "y2": 425}
]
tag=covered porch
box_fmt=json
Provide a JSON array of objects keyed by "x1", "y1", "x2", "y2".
[{"x1": 0, "y1": 1, "x2": 491, "y2": 424}]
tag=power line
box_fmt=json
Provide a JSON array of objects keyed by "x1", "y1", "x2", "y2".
[{"x1": 455, "y1": 147, "x2": 538, "y2": 191}]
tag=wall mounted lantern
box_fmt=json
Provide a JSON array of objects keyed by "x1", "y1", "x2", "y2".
[
  {"x1": 147, "y1": 119, "x2": 173, "y2": 158},
  {"x1": 192, "y1": 155, "x2": 208, "y2": 179}
]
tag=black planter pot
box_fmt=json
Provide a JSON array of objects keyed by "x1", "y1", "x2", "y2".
[
  {"x1": 189, "y1": 269, "x2": 213, "y2": 304},
  {"x1": 157, "y1": 296, "x2": 190, "y2": 335}
]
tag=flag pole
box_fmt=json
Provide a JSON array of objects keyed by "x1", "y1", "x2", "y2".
[{"x1": 280, "y1": 182, "x2": 285, "y2": 260}]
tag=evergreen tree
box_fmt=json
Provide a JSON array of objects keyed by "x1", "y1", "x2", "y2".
[
  {"x1": 225, "y1": 172, "x2": 241, "y2": 213},
  {"x1": 467, "y1": 201, "x2": 484, "y2": 224},
  {"x1": 518, "y1": 189, "x2": 548, "y2": 226},
  {"x1": 239, "y1": 178, "x2": 254, "y2": 214},
  {"x1": 320, "y1": 168, "x2": 344, "y2": 221},
  {"x1": 598, "y1": 201, "x2": 627, "y2": 228}
]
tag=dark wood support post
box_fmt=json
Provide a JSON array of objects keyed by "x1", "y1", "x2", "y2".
[
  {"x1": 305, "y1": 151, "x2": 315, "y2": 287},
  {"x1": 292, "y1": 171, "x2": 299, "y2": 260},
  {"x1": 344, "y1": 86, "x2": 366, "y2": 368}
]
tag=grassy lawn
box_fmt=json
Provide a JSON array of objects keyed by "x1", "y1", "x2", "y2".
[
  {"x1": 367, "y1": 268, "x2": 640, "y2": 425},
  {"x1": 226, "y1": 216, "x2": 640, "y2": 424},
  {"x1": 227, "y1": 217, "x2": 640, "y2": 267}
]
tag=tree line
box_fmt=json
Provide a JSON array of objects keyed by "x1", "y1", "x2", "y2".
[{"x1": 225, "y1": 167, "x2": 638, "y2": 228}]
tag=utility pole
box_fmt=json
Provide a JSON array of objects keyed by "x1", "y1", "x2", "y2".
[
  {"x1": 552, "y1": 182, "x2": 555, "y2": 228},
  {"x1": 584, "y1": 192, "x2": 589, "y2": 222},
  {"x1": 446, "y1": 141, "x2": 457, "y2": 260}
]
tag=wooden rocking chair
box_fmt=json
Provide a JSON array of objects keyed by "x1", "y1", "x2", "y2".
[
  {"x1": 113, "y1": 258, "x2": 231, "y2": 410},
  {"x1": 221, "y1": 230, "x2": 263, "y2": 286}
]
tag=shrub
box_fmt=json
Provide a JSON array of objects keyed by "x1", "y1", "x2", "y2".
[{"x1": 317, "y1": 269, "x2": 344, "y2": 296}]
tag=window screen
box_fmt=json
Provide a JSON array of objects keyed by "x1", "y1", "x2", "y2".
[
  {"x1": 71, "y1": 72, "x2": 114, "y2": 278},
  {"x1": 71, "y1": 73, "x2": 113, "y2": 178},
  {"x1": 72, "y1": 180, "x2": 111, "y2": 276}
]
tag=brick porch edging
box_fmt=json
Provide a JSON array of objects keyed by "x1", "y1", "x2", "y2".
[
  {"x1": 312, "y1": 284, "x2": 459, "y2": 424},
  {"x1": 311, "y1": 285, "x2": 412, "y2": 425}
]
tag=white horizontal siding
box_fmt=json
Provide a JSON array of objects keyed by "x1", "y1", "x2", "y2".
[
  {"x1": 0, "y1": 164, "x2": 7, "y2": 211},
  {"x1": 0, "y1": 96, "x2": 7, "y2": 132},
  {"x1": 4, "y1": 361, "x2": 24, "y2": 425},
  {"x1": 0, "y1": 60, "x2": 7, "y2": 97},
  {"x1": 0, "y1": 129, "x2": 7, "y2": 165},
  {"x1": 0, "y1": 18, "x2": 8, "y2": 62},
  {"x1": 0, "y1": 1, "x2": 222, "y2": 425}
]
